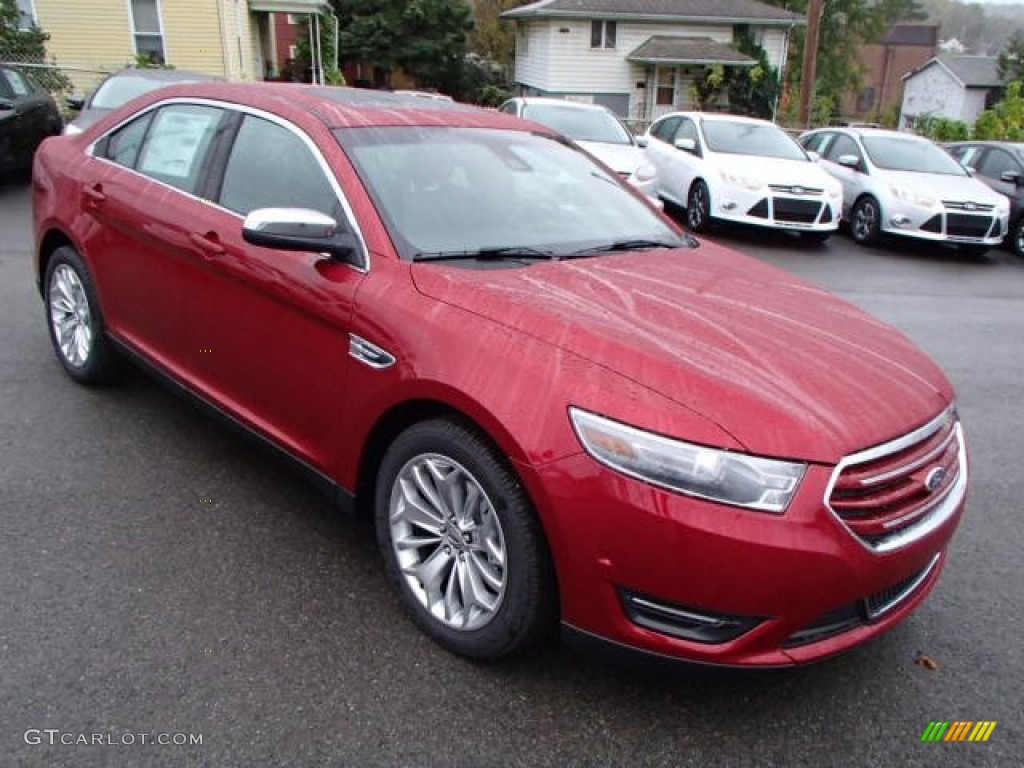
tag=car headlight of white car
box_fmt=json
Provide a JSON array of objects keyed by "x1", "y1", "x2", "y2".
[
  {"x1": 720, "y1": 170, "x2": 765, "y2": 193},
  {"x1": 570, "y1": 408, "x2": 806, "y2": 513},
  {"x1": 889, "y1": 185, "x2": 938, "y2": 209}
]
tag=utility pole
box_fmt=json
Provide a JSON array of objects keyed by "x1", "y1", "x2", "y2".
[{"x1": 798, "y1": 0, "x2": 825, "y2": 128}]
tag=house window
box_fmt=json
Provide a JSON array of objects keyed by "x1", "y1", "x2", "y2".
[
  {"x1": 16, "y1": 0, "x2": 36, "y2": 29},
  {"x1": 856, "y1": 88, "x2": 876, "y2": 112},
  {"x1": 288, "y1": 45, "x2": 298, "y2": 60},
  {"x1": 591, "y1": 20, "x2": 616, "y2": 49},
  {"x1": 287, "y1": 14, "x2": 304, "y2": 25},
  {"x1": 656, "y1": 68, "x2": 676, "y2": 106},
  {"x1": 130, "y1": 0, "x2": 166, "y2": 65}
]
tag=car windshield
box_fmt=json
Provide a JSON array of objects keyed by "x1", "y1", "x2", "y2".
[
  {"x1": 862, "y1": 136, "x2": 968, "y2": 176},
  {"x1": 90, "y1": 74, "x2": 191, "y2": 109},
  {"x1": 336, "y1": 126, "x2": 684, "y2": 263},
  {"x1": 701, "y1": 120, "x2": 808, "y2": 160},
  {"x1": 520, "y1": 104, "x2": 633, "y2": 145}
]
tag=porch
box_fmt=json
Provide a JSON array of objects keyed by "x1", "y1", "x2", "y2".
[{"x1": 626, "y1": 36, "x2": 756, "y2": 124}]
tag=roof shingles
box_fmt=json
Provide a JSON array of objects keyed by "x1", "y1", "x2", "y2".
[{"x1": 504, "y1": 0, "x2": 803, "y2": 23}]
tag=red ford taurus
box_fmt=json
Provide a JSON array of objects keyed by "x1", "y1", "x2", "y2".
[{"x1": 32, "y1": 83, "x2": 967, "y2": 667}]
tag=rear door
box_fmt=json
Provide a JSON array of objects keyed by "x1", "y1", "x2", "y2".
[
  {"x1": 84, "y1": 102, "x2": 228, "y2": 373},
  {"x1": 177, "y1": 110, "x2": 366, "y2": 472}
]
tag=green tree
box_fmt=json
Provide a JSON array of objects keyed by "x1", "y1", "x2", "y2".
[
  {"x1": 0, "y1": 0, "x2": 69, "y2": 92},
  {"x1": 973, "y1": 80, "x2": 1024, "y2": 140},
  {"x1": 997, "y1": 31, "x2": 1024, "y2": 84},
  {"x1": 332, "y1": 0, "x2": 472, "y2": 93},
  {"x1": 767, "y1": 0, "x2": 927, "y2": 124},
  {"x1": 470, "y1": 0, "x2": 529, "y2": 70}
]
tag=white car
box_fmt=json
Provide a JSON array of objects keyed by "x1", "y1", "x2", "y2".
[
  {"x1": 499, "y1": 97, "x2": 658, "y2": 199},
  {"x1": 800, "y1": 127, "x2": 1011, "y2": 256},
  {"x1": 644, "y1": 112, "x2": 842, "y2": 242}
]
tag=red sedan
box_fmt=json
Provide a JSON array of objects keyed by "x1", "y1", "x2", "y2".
[{"x1": 32, "y1": 83, "x2": 967, "y2": 667}]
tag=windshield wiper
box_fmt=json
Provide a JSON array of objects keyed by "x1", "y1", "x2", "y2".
[
  {"x1": 566, "y1": 239, "x2": 683, "y2": 257},
  {"x1": 412, "y1": 246, "x2": 558, "y2": 263}
]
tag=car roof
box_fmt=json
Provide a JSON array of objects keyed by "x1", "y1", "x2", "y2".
[
  {"x1": 102, "y1": 82, "x2": 542, "y2": 133},
  {"x1": 515, "y1": 97, "x2": 612, "y2": 113},
  {"x1": 658, "y1": 111, "x2": 776, "y2": 126},
  {"x1": 102, "y1": 68, "x2": 224, "y2": 83}
]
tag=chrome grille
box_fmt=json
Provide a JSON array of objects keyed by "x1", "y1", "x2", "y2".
[
  {"x1": 943, "y1": 200, "x2": 995, "y2": 212},
  {"x1": 826, "y1": 407, "x2": 966, "y2": 552},
  {"x1": 772, "y1": 198, "x2": 823, "y2": 223},
  {"x1": 769, "y1": 184, "x2": 823, "y2": 196}
]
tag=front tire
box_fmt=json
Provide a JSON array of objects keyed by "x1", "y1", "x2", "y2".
[
  {"x1": 44, "y1": 246, "x2": 121, "y2": 384},
  {"x1": 686, "y1": 180, "x2": 712, "y2": 233},
  {"x1": 375, "y1": 418, "x2": 557, "y2": 659},
  {"x1": 850, "y1": 196, "x2": 881, "y2": 246}
]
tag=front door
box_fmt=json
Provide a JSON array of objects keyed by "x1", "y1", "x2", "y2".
[{"x1": 651, "y1": 66, "x2": 678, "y2": 121}]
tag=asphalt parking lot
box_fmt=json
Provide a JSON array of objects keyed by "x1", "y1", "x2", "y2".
[{"x1": 2, "y1": 174, "x2": 1022, "y2": 767}]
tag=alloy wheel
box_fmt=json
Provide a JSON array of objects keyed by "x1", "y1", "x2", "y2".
[
  {"x1": 49, "y1": 264, "x2": 93, "y2": 368},
  {"x1": 389, "y1": 453, "x2": 508, "y2": 631}
]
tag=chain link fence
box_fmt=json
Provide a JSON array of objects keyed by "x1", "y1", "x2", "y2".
[{"x1": 0, "y1": 48, "x2": 110, "y2": 113}]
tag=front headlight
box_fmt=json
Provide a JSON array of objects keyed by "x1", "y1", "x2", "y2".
[
  {"x1": 720, "y1": 170, "x2": 765, "y2": 192},
  {"x1": 570, "y1": 408, "x2": 806, "y2": 513},
  {"x1": 889, "y1": 185, "x2": 937, "y2": 208}
]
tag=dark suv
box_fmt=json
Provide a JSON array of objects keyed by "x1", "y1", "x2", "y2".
[{"x1": 946, "y1": 141, "x2": 1024, "y2": 257}]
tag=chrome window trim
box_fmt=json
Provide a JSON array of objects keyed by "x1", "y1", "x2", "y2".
[
  {"x1": 87, "y1": 96, "x2": 369, "y2": 273},
  {"x1": 823, "y1": 406, "x2": 967, "y2": 554}
]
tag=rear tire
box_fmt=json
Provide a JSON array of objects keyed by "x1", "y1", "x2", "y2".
[
  {"x1": 44, "y1": 246, "x2": 121, "y2": 384},
  {"x1": 375, "y1": 418, "x2": 557, "y2": 659}
]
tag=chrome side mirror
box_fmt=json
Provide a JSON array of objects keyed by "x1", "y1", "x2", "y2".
[{"x1": 242, "y1": 208, "x2": 355, "y2": 259}]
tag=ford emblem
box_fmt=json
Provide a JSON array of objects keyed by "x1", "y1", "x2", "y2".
[
  {"x1": 792, "y1": 186, "x2": 804, "y2": 195},
  {"x1": 965, "y1": 202, "x2": 976, "y2": 211},
  {"x1": 924, "y1": 467, "x2": 947, "y2": 492}
]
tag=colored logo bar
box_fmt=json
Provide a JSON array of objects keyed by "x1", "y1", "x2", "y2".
[{"x1": 921, "y1": 721, "x2": 997, "y2": 742}]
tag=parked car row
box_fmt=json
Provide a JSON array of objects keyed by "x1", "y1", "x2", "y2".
[{"x1": 625, "y1": 106, "x2": 1018, "y2": 258}]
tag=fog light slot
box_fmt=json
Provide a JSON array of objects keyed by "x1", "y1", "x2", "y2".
[{"x1": 619, "y1": 588, "x2": 762, "y2": 644}]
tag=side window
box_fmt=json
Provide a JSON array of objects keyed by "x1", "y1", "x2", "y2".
[
  {"x1": 103, "y1": 111, "x2": 155, "y2": 169},
  {"x1": 826, "y1": 134, "x2": 861, "y2": 165},
  {"x1": 802, "y1": 132, "x2": 833, "y2": 156},
  {"x1": 218, "y1": 115, "x2": 338, "y2": 218},
  {"x1": 977, "y1": 148, "x2": 1019, "y2": 179},
  {"x1": 675, "y1": 118, "x2": 699, "y2": 145},
  {"x1": 498, "y1": 102, "x2": 517, "y2": 115},
  {"x1": 0, "y1": 67, "x2": 31, "y2": 97},
  {"x1": 136, "y1": 104, "x2": 224, "y2": 194},
  {"x1": 651, "y1": 116, "x2": 680, "y2": 143}
]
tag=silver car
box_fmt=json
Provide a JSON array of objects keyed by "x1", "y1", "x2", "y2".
[{"x1": 800, "y1": 127, "x2": 1010, "y2": 256}]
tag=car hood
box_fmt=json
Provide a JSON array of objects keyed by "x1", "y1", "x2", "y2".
[
  {"x1": 716, "y1": 154, "x2": 838, "y2": 191},
  {"x1": 412, "y1": 245, "x2": 952, "y2": 464},
  {"x1": 877, "y1": 169, "x2": 1006, "y2": 204},
  {"x1": 576, "y1": 141, "x2": 646, "y2": 175}
]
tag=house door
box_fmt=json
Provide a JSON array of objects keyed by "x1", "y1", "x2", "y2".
[{"x1": 651, "y1": 66, "x2": 678, "y2": 120}]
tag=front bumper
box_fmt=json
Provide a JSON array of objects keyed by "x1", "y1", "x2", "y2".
[
  {"x1": 879, "y1": 198, "x2": 1008, "y2": 245},
  {"x1": 530, "y1": 451, "x2": 965, "y2": 667},
  {"x1": 712, "y1": 183, "x2": 840, "y2": 233}
]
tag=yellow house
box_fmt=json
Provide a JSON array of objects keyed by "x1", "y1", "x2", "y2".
[{"x1": 19, "y1": 0, "x2": 327, "y2": 89}]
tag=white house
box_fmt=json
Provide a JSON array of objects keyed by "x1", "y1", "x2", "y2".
[
  {"x1": 501, "y1": 0, "x2": 804, "y2": 123},
  {"x1": 900, "y1": 55, "x2": 1002, "y2": 129}
]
